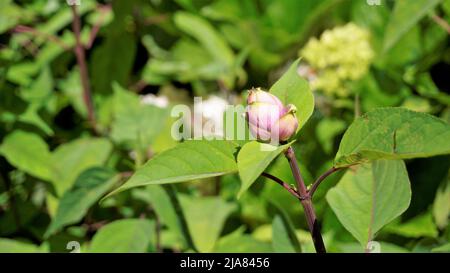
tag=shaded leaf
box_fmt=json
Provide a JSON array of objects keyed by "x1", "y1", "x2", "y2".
[{"x1": 383, "y1": 0, "x2": 442, "y2": 52}]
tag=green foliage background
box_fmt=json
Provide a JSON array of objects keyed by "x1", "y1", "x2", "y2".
[{"x1": 0, "y1": 0, "x2": 449, "y2": 253}]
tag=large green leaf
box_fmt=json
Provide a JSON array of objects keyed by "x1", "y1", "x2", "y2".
[
  {"x1": 89, "y1": 219, "x2": 154, "y2": 253},
  {"x1": 383, "y1": 0, "x2": 443, "y2": 52},
  {"x1": 237, "y1": 141, "x2": 294, "y2": 198},
  {"x1": 326, "y1": 160, "x2": 411, "y2": 246},
  {"x1": 180, "y1": 195, "x2": 236, "y2": 252},
  {"x1": 335, "y1": 108, "x2": 450, "y2": 167},
  {"x1": 0, "y1": 130, "x2": 53, "y2": 181},
  {"x1": 45, "y1": 168, "x2": 119, "y2": 238},
  {"x1": 270, "y1": 59, "x2": 314, "y2": 132},
  {"x1": 105, "y1": 140, "x2": 239, "y2": 197}
]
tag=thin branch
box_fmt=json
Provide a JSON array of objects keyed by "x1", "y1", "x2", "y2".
[
  {"x1": 13, "y1": 25, "x2": 71, "y2": 51},
  {"x1": 71, "y1": 5, "x2": 97, "y2": 133},
  {"x1": 431, "y1": 14, "x2": 450, "y2": 34},
  {"x1": 308, "y1": 167, "x2": 342, "y2": 199},
  {"x1": 85, "y1": 4, "x2": 111, "y2": 49},
  {"x1": 262, "y1": 172, "x2": 300, "y2": 199}
]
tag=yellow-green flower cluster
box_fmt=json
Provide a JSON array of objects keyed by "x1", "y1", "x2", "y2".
[{"x1": 300, "y1": 23, "x2": 374, "y2": 97}]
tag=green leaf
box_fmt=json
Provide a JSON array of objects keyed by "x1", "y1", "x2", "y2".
[
  {"x1": 335, "y1": 108, "x2": 450, "y2": 167},
  {"x1": 383, "y1": 0, "x2": 443, "y2": 52},
  {"x1": 0, "y1": 0, "x2": 22, "y2": 34},
  {"x1": 316, "y1": 118, "x2": 346, "y2": 154},
  {"x1": 338, "y1": 241, "x2": 409, "y2": 253},
  {"x1": 270, "y1": 59, "x2": 314, "y2": 132},
  {"x1": 136, "y1": 185, "x2": 194, "y2": 250},
  {"x1": 0, "y1": 238, "x2": 44, "y2": 253},
  {"x1": 433, "y1": 178, "x2": 450, "y2": 229},
  {"x1": 174, "y1": 12, "x2": 234, "y2": 69},
  {"x1": 104, "y1": 140, "x2": 239, "y2": 198},
  {"x1": 174, "y1": 12, "x2": 236, "y2": 87},
  {"x1": 237, "y1": 141, "x2": 294, "y2": 198},
  {"x1": 45, "y1": 168, "x2": 119, "y2": 238},
  {"x1": 110, "y1": 83, "x2": 169, "y2": 149},
  {"x1": 326, "y1": 160, "x2": 411, "y2": 246},
  {"x1": 51, "y1": 137, "x2": 113, "y2": 195},
  {"x1": 0, "y1": 130, "x2": 53, "y2": 181},
  {"x1": 214, "y1": 228, "x2": 273, "y2": 253},
  {"x1": 432, "y1": 243, "x2": 450, "y2": 253},
  {"x1": 272, "y1": 214, "x2": 302, "y2": 253},
  {"x1": 89, "y1": 219, "x2": 154, "y2": 253},
  {"x1": 180, "y1": 195, "x2": 236, "y2": 252},
  {"x1": 90, "y1": 0, "x2": 137, "y2": 94},
  {"x1": 384, "y1": 212, "x2": 438, "y2": 238}
]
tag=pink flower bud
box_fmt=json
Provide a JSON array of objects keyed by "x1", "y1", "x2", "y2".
[{"x1": 246, "y1": 88, "x2": 299, "y2": 142}]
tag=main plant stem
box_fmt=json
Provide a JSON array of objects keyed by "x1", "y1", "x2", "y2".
[
  {"x1": 284, "y1": 146, "x2": 326, "y2": 253},
  {"x1": 71, "y1": 5, "x2": 96, "y2": 132}
]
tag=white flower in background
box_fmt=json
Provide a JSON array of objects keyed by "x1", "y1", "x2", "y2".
[
  {"x1": 198, "y1": 95, "x2": 229, "y2": 137},
  {"x1": 140, "y1": 93, "x2": 169, "y2": 108}
]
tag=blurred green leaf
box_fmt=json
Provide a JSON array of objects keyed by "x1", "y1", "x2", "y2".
[
  {"x1": 433, "y1": 177, "x2": 450, "y2": 229},
  {"x1": 335, "y1": 108, "x2": 450, "y2": 167},
  {"x1": 338, "y1": 241, "x2": 408, "y2": 253},
  {"x1": 432, "y1": 243, "x2": 450, "y2": 253},
  {"x1": 45, "y1": 167, "x2": 119, "y2": 238},
  {"x1": 316, "y1": 118, "x2": 346, "y2": 154},
  {"x1": 0, "y1": 130, "x2": 53, "y2": 181},
  {"x1": 327, "y1": 160, "x2": 411, "y2": 247},
  {"x1": 110, "y1": 83, "x2": 169, "y2": 150},
  {"x1": 272, "y1": 214, "x2": 301, "y2": 253},
  {"x1": 214, "y1": 228, "x2": 272, "y2": 253},
  {"x1": 0, "y1": 238, "x2": 46, "y2": 253},
  {"x1": 174, "y1": 12, "x2": 235, "y2": 87},
  {"x1": 89, "y1": 219, "x2": 154, "y2": 253},
  {"x1": 0, "y1": 0, "x2": 23, "y2": 34},
  {"x1": 383, "y1": 0, "x2": 442, "y2": 52},
  {"x1": 270, "y1": 59, "x2": 314, "y2": 133},
  {"x1": 180, "y1": 195, "x2": 236, "y2": 252},
  {"x1": 51, "y1": 137, "x2": 113, "y2": 195},
  {"x1": 384, "y1": 212, "x2": 438, "y2": 238},
  {"x1": 139, "y1": 185, "x2": 194, "y2": 250}
]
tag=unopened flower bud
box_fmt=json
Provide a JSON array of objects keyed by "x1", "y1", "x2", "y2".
[{"x1": 246, "y1": 88, "x2": 299, "y2": 142}]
